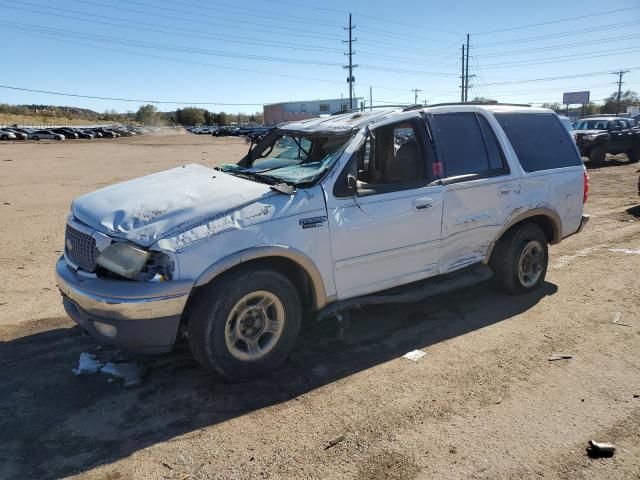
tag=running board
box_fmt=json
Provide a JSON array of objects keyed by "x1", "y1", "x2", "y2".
[{"x1": 317, "y1": 263, "x2": 493, "y2": 321}]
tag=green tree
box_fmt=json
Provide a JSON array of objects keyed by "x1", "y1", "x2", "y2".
[
  {"x1": 216, "y1": 111, "x2": 228, "y2": 126},
  {"x1": 175, "y1": 107, "x2": 206, "y2": 125},
  {"x1": 135, "y1": 104, "x2": 159, "y2": 125},
  {"x1": 600, "y1": 90, "x2": 639, "y2": 114}
]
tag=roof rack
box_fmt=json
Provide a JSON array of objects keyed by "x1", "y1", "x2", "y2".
[
  {"x1": 425, "y1": 101, "x2": 532, "y2": 108},
  {"x1": 330, "y1": 101, "x2": 532, "y2": 116}
]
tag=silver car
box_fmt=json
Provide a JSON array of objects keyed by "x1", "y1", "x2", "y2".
[
  {"x1": 0, "y1": 129, "x2": 17, "y2": 140},
  {"x1": 28, "y1": 129, "x2": 65, "y2": 141}
]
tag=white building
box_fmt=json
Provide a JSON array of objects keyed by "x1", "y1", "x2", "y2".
[{"x1": 263, "y1": 97, "x2": 364, "y2": 125}]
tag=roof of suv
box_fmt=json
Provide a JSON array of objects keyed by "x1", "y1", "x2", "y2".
[{"x1": 279, "y1": 104, "x2": 550, "y2": 134}]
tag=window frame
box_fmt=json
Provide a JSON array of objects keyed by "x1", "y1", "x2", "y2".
[
  {"x1": 428, "y1": 112, "x2": 510, "y2": 185},
  {"x1": 333, "y1": 116, "x2": 435, "y2": 198}
]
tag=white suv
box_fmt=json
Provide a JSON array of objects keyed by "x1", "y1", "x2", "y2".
[{"x1": 56, "y1": 104, "x2": 589, "y2": 380}]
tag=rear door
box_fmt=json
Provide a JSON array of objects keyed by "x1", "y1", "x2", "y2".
[
  {"x1": 608, "y1": 120, "x2": 631, "y2": 151},
  {"x1": 430, "y1": 112, "x2": 515, "y2": 273},
  {"x1": 325, "y1": 116, "x2": 444, "y2": 300}
]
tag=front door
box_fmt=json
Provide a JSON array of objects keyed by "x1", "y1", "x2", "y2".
[{"x1": 325, "y1": 117, "x2": 443, "y2": 300}]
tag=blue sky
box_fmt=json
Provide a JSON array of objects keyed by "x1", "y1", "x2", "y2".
[{"x1": 0, "y1": 0, "x2": 639, "y2": 113}]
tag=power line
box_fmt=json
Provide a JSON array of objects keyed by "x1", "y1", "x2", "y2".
[
  {"x1": 474, "y1": 20, "x2": 640, "y2": 48},
  {"x1": 473, "y1": 6, "x2": 639, "y2": 35},
  {"x1": 478, "y1": 46, "x2": 640, "y2": 69},
  {"x1": 0, "y1": 1, "x2": 342, "y2": 53},
  {"x1": 0, "y1": 84, "x2": 265, "y2": 105},
  {"x1": 482, "y1": 68, "x2": 640, "y2": 87}
]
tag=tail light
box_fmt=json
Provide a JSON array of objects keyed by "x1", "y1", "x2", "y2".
[{"x1": 583, "y1": 171, "x2": 589, "y2": 204}]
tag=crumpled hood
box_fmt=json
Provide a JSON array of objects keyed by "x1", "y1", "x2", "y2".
[{"x1": 72, "y1": 163, "x2": 274, "y2": 246}]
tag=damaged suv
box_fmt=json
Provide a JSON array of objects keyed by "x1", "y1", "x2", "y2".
[{"x1": 56, "y1": 104, "x2": 589, "y2": 380}]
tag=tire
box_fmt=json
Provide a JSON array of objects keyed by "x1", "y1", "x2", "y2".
[
  {"x1": 490, "y1": 223, "x2": 549, "y2": 295},
  {"x1": 32, "y1": 136, "x2": 39, "y2": 141},
  {"x1": 1, "y1": 135, "x2": 7, "y2": 140},
  {"x1": 188, "y1": 266, "x2": 301, "y2": 381},
  {"x1": 628, "y1": 146, "x2": 640, "y2": 163},
  {"x1": 588, "y1": 145, "x2": 606, "y2": 166}
]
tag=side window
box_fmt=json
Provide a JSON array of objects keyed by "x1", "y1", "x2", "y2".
[
  {"x1": 355, "y1": 120, "x2": 428, "y2": 193},
  {"x1": 477, "y1": 114, "x2": 507, "y2": 172},
  {"x1": 495, "y1": 113, "x2": 582, "y2": 172},
  {"x1": 433, "y1": 112, "x2": 504, "y2": 178}
]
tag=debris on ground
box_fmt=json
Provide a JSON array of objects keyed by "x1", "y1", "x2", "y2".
[
  {"x1": 72, "y1": 352, "x2": 105, "y2": 375},
  {"x1": 548, "y1": 354, "x2": 573, "y2": 361},
  {"x1": 587, "y1": 440, "x2": 616, "y2": 458},
  {"x1": 100, "y1": 362, "x2": 146, "y2": 387},
  {"x1": 612, "y1": 312, "x2": 632, "y2": 327},
  {"x1": 495, "y1": 397, "x2": 503, "y2": 405},
  {"x1": 325, "y1": 435, "x2": 345, "y2": 450},
  {"x1": 72, "y1": 352, "x2": 146, "y2": 386},
  {"x1": 402, "y1": 350, "x2": 426, "y2": 362}
]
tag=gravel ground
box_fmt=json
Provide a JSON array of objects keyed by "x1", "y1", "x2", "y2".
[{"x1": 1, "y1": 132, "x2": 639, "y2": 480}]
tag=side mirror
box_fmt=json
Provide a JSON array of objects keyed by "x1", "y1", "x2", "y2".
[{"x1": 347, "y1": 174, "x2": 357, "y2": 192}]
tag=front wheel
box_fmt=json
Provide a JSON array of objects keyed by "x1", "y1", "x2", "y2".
[
  {"x1": 32, "y1": 136, "x2": 39, "y2": 141},
  {"x1": 627, "y1": 146, "x2": 640, "y2": 163},
  {"x1": 490, "y1": 223, "x2": 549, "y2": 294},
  {"x1": 188, "y1": 267, "x2": 301, "y2": 381}
]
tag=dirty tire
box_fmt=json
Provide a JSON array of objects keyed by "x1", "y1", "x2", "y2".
[
  {"x1": 588, "y1": 145, "x2": 606, "y2": 166},
  {"x1": 188, "y1": 267, "x2": 301, "y2": 381},
  {"x1": 490, "y1": 223, "x2": 548, "y2": 295},
  {"x1": 627, "y1": 146, "x2": 640, "y2": 163}
]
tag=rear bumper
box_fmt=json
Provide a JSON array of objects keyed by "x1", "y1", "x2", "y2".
[
  {"x1": 55, "y1": 256, "x2": 192, "y2": 353},
  {"x1": 576, "y1": 214, "x2": 590, "y2": 234}
]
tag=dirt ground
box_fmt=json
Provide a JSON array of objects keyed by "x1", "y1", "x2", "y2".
[{"x1": 1, "y1": 132, "x2": 639, "y2": 480}]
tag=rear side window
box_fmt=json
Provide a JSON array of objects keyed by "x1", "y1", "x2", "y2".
[
  {"x1": 432, "y1": 112, "x2": 507, "y2": 177},
  {"x1": 494, "y1": 113, "x2": 581, "y2": 172}
]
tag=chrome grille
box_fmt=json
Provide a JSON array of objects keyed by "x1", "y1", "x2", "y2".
[{"x1": 65, "y1": 224, "x2": 99, "y2": 271}]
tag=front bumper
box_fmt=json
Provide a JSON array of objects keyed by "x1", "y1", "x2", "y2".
[{"x1": 55, "y1": 257, "x2": 192, "y2": 353}]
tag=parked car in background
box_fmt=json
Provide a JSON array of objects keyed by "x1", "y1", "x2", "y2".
[
  {"x1": 3, "y1": 128, "x2": 28, "y2": 140},
  {"x1": 72, "y1": 129, "x2": 95, "y2": 139},
  {"x1": 0, "y1": 129, "x2": 17, "y2": 140},
  {"x1": 28, "y1": 129, "x2": 65, "y2": 141},
  {"x1": 85, "y1": 129, "x2": 103, "y2": 138},
  {"x1": 574, "y1": 117, "x2": 640, "y2": 165},
  {"x1": 51, "y1": 128, "x2": 79, "y2": 139},
  {"x1": 56, "y1": 104, "x2": 588, "y2": 381},
  {"x1": 94, "y1": 128, "x2": 119, "y2": 138}
]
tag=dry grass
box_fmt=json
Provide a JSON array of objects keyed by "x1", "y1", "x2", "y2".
[{"x1": 0, "y1": 113, "x2": 112, "y2": 127}]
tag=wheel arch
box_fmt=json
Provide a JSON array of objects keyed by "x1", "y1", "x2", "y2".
[
  {"x1": 192, "y1": 246, "x2": 329, "y2": 312},
  {"x1": 486, "y1": 208, "x2": 562, "y2": 262}
]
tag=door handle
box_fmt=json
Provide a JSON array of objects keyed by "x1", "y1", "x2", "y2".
[
  {"x1": 499, "y1": 184, "x2": 521, "y2": 195},
  {"x1": 413, "y1": 197, "x2": 434, "y2": 210}
]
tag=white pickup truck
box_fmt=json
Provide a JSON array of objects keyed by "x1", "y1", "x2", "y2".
[{"x1": 56, "y1": 104, "x2": 589, "y2": 380}]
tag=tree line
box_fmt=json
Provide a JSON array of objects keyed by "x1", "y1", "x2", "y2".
[{"x1": 135, "y1": 105, "x2": 263, "y2": 126}]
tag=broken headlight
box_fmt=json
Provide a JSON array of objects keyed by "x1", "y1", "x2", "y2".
[{"x1": 97, "y1": 243, "x2": 150, "y2": 280}]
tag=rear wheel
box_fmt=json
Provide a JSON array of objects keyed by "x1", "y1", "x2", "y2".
[
  {"x1": 588, "y1": 145, "x2": 606, "y2": 166},
  {"x1": 188, "y1": 267, "x2": 301, "y2": 381},
  {"x1": 627, "y1": 146, "x2": 640, "y2": 163},
  {"x1": 490, "y1": 223, "x2": 548, "y2": 294}
]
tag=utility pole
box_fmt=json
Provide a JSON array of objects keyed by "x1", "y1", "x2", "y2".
[
  {"x1": 464, "y1": 34, "x2": 470, "y2": 102},
  {"x1": 460, "y1": 44, "x2": 465, "y2": 102},
  {"x1": 369, "y1": 86, "x2": 372, "y2": 111},
  {"x1": 343, "y1": 13, "x2": 357, "y2": 110},
  {"x1": 613, "y1": 70, "x2": 629, "y2": 115},
  {"x1": 412, "y1": 88, "x2": 422, "y2": 105}
]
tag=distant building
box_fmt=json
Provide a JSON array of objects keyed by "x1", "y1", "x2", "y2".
[{"x1": 263, "y1": 98, "x2": 363, "y2": 125}]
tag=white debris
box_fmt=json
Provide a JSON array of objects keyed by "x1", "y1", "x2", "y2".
[
  {"x1": 552, "y1": 245, "x2": 605, "y2": 269},
  {"x1": 100, "y1": 362, "x2": 146, "y2": 387},
  {"x1": 402, "y1": 349, "x2": 426, "y2": 362},
  {"x1": 609, "y1": 248, "x2": 640, "y2": 255},
  {"x1": 72, "y1": 352, "x2": 105, "y2": 375},
  {"x1": 72, "y1": 352, "x2": 146, "y2": 386}
]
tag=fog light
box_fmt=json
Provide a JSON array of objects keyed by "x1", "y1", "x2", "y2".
[{"x1": 93, "y1": 321, "x2": 117, "y2": 338}]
